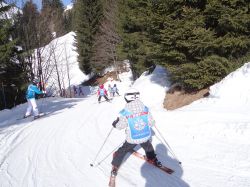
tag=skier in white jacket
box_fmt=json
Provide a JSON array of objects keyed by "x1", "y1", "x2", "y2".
[{"x1": 110, "y1": 88, "x2": 162, "y2": 177}]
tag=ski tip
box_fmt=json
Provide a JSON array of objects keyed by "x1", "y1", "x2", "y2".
[{"x1": 108, "y1": 176, "x2": 116, "y2": 187}]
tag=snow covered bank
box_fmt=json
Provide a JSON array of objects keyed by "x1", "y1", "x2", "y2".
[
  {"x1": 210, "y1": 62, "x2": 250, "y2": 105},
  {"x1": 0, "y1": 61, "x2": 250, "y2": 187}
]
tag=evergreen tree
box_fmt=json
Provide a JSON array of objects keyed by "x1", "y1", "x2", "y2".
[
  {"x1": 117, "y1": 0, "x2": 154, "y2": 79},
  {"x1": 117, "y1": 0, "x2": 250, "y2": 90},
  {"x1": 42, "y1": 0, "x2": 50, "y2": 8},
  {"x1": 74, "y1": 0, "x2": 103, "y2": 75},
  {"x1": 14, "y1": 0, "x2": 40, "y2": 79},
  {"x1": 0, "y1": 1, "x2": 27, "y2": 109},
  {"x1": 156, "y1": 0, "x2": 250, "y2": 90},
  {"x1": 41, "y1": 0, "x2": 65, "y2": 38},
  {"x1": 64, "y1": 5, "x2": 74, "y2": 32},
  {"x1": 51, "y1": 0, "x2": 65, "y2": 37}
]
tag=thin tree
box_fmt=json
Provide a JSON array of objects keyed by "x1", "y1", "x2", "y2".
[{"x1": 91, "y1": 0, "x2": 121, "y2": 79}]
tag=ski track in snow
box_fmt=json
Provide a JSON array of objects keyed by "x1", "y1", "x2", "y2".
[
  {"x1": 0, "y1": 95, "x2": 228, "y2": 187},
  {"x1": 1, "y1": 87, "x2": 250, "y2": 186},
  {"x1": 0, "y1": 98, "x2": 99, "y2": 186}
]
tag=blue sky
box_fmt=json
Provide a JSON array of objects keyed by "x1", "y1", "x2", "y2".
[{"x1": 17, "y1": 0, "x2": 72, "y2": 9}]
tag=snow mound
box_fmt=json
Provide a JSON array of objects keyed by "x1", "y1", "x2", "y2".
[
  {"x1": 133, "y1": 65, "x2": 171, "y2": 110},
  {"x1": 209, "y1": 62, "x2": 250, "y2": 104}
]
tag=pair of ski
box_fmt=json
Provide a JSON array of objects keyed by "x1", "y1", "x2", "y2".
[
  {"x1": 98, "y1": 98, "x2": 113, "y2": 104},
  {"x1": 17, "y1": 112, "x2": 48, "y2": 121},
  {"x1": 108, "y1": 151, "x2": 174, "y2": 187}
]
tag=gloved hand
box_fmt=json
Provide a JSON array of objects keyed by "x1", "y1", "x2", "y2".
[
  {"x1": 42, "y1": 90, "x2": 46, "y2": 97},
  {"x1": 112, "y1": 117, "x2": 119, "y2": 128}
]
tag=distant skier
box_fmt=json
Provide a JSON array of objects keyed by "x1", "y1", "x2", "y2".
[
  {"x1": 110, "y1": 88, "x2": 162, "y2": 177},
  {"x1": 108, "y1": 84, "x2": 113, "y2": 97},
  {"x1": 24, "y1": 78, "x2": 45, "y2": 119},
  {"x1": 73, "y1": 85, "x2": 77, "y2": 97},
  {"x1": 78, "y1": 86, "x2": 84, "y2": 96},
  {"x1": 97, "y1": 84, "x2": 110, "y2": 103},
  {"x1": 112, "y1": 84, "x2": 120, "y2": 97}
]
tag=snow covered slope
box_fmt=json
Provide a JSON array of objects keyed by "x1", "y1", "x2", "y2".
[
  {"x1": 210, "y1": 62, "x2": 250, "y2": 104},
  {"x1": 0, "y1": 62, "x2": 250, "y2": 187},
  {"x1": 33, "y1": 32, "x2": 89, "y2": 96}
]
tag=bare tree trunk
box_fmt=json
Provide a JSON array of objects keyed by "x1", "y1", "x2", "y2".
[
  {"x1": 91, "y1": 0, "x2": 121, "y2": 74},
  {"x1": 52, "y1": 47, "x2": 62, "y2": 96},
  {"x1": 111, "y1": 43, "x2": 120, "y2": 81},
  {"x1": 64, "y1": 44, "x2": 72, "y2": 98},
  {"x1": 36, "y1": 48, "x2": 44, "y2": 90}
]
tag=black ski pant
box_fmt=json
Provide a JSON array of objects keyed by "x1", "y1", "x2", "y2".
[
  {"x1": 112, "y1": 91, "x2": 120, "y2": 97},
  {"x1": 98, "y1": 95, "x2": 109, "y2": 102},
  {"x1": 111, "y1": 140, "x2": 157, "y2": 169}
]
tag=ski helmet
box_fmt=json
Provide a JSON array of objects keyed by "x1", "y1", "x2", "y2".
[
  {"x1": 124, "y1": 88, "x2": 140, "y2": 103},
  {"x1": 32, "y1": 78, "x2": 39, "y2": 84},
  {"x1": 99, "y1": 84, "x2": 104, "y2": 89}
]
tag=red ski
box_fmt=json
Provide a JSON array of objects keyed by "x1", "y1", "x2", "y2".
[
  {"x1": 108, "y1": 151, "x2": 174, "y2": 186},
  {"x1": 131, "y1": 151, "x2": 174, "y2": 174},
  {"x1": 108, "y1": 176, "x2": 116, "y2": 187}
]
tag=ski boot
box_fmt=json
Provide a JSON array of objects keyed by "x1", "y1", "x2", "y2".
[
  {"x1": 23, "y1": 114, "x2": 31, "y2": 119},
  {"x1": 110, "y1": 166, "x2": 118, "y2": 177},
  {"x1": 147, "y1": 158, "x2": 162, "y2": 167},
  {"x1": 146, "y1": 151, "x2": 162, "y2": 167},
  {"x1": 109, "y1": 166, "x2": 118, "y2": 187},
  {"x1": 34, "y1": 115, "x2": 40, "y2": 120}
]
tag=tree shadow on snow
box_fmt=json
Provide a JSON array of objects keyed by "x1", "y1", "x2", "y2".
[
  {"x1": 141, "y1": 143, "x2": 190, "y2": 187},
  {"x1": 0, "y1": 97, "x2": 82, "y2": 130},
  {"x1": 148, "y1": 66, "x2": 171, "y2": 88}
]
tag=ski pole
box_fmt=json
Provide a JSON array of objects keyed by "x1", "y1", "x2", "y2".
[
  {"x1": 39, "y1": 95, "x2": 46, "y2": 113},
  {"x1": 154, "y1": 126, "x2": 182, "y2": 164},
  {"x1": 90, "y1": 127, "x2": 114, "y2": 167},
  {"x1": 91, "y1": 141, "x2": 123, "y2": 167}
]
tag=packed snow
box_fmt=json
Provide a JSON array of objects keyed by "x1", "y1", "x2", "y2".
[{"x1": 1, "y1": 59, "x2": 250, "y2": 186}]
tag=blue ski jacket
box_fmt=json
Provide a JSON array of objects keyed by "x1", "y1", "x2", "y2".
[{"x1": 26, "y1": 84, "x2": 43, "y2": 99}]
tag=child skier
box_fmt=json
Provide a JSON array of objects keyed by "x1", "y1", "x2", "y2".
[
  {"x1": 78, "y1": 86, "x2": 84, "y2": 96},
  {"x1": 24, "y1": 78, "x2": 45, "y2": 119},
  {"x1": 110, "y1": 88, "x2": 162, "y2": 178},
  {"x1": 73, "y1": 85, "x2": 78, "y2": 97},
  {"x1": 97, "y1": 84, "x2": 110, "y2": 103},
  {"x1": 108, "y1": 84, "x2": 113, "y2": 97},
  {"x1": 112, "y1": 84, "x2": 120, "y2": 97}
]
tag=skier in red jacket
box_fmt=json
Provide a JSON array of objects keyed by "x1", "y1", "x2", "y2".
[{"x1": 97, "y1": 84, "x2": 110, "y2": 103}]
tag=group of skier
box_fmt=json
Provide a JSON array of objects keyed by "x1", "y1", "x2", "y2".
[
  {"x1": 97, "y1": 83, "x2": 120, "y2": 103},
  {"x1": 24, "y1": 79, "x2": 168, "y2": 186},
  {"x1": 24, "y1": 80, "x2": 121, "y2": 117},
  {"x1": 108, "y1": 84, "x2": 120, "y2": 97},
  {"x1": 73, "y1": 85, "x2": 84, "y2": 97}
]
